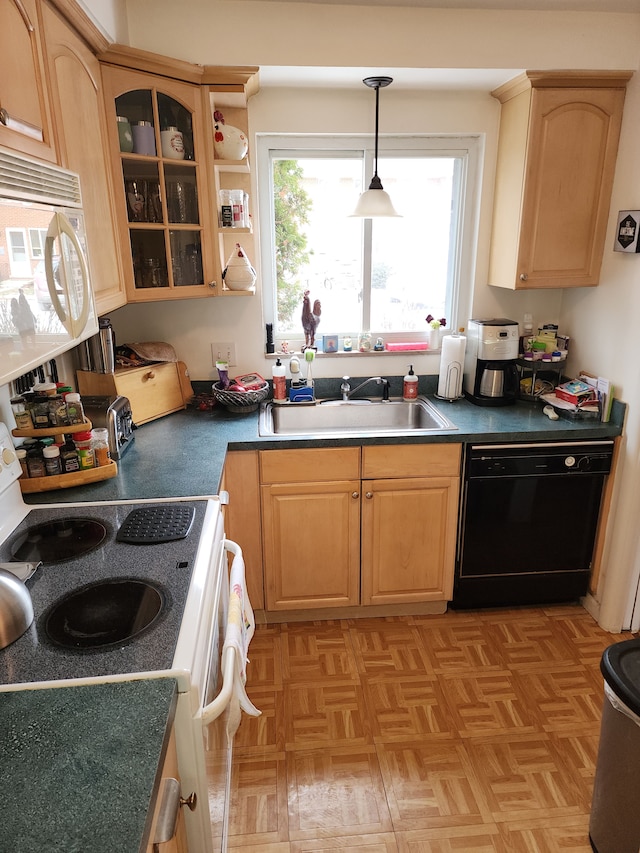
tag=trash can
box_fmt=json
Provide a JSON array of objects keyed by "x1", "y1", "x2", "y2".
[{"x1": 590, "y1": 638, "x2": 640, "y2": 853}]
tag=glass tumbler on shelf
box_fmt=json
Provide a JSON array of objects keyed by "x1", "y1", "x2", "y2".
[{"x1": 126, "y1": 180, "x2": 146, "y2": 222}]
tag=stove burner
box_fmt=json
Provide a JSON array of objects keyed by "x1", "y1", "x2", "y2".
[
  {"x1": 44, "y1": 579, "x2": 164, "y2": 649},
  {"x1": 9, "y1": 518, "x2": 107, "y2": 564}
]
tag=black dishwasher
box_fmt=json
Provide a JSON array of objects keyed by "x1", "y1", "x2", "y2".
[{"x1": 453, "y1": 440, "x2": 614, "y2": 609}]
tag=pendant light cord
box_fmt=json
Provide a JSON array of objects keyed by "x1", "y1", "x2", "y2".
[{"x1": 363, "y1": 76, "x2": 392, "y2": 191}]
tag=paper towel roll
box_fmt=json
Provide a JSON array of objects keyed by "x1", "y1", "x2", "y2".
[{"x1": 437, "y1": 334, "x2": 466, "y2": 400}]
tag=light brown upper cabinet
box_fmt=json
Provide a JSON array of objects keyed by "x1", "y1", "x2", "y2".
[
  {"x1": 100, "y1": 60, "x2": 221, "y2": 302},
  {"x1": 0, "y1": 0, "x2": 57, "y2": 162},
  {"x1": 488, "y1": 71, "x2": 632, "y2": 290},
  {"x1": 42, "y1": 1, "x2": 126, "y2": 314}
]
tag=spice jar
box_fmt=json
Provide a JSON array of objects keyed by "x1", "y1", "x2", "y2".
[
  {"x1": 16, "y1": 448, "x2": 29, "y2": 478},
  {"x1": 43, "y1": 445, "x2": 62, "y2": 476},
  {"x1": 74, "y1": 431, "x2": 95, "y2": 470},
  {"x1": 65, "y1": 393, "x2": 85, "y2": 426},
  {"x1": 91, "y1": 428, "x2": 110, "y2": 467},
  {"x1": 61, "y1": 436, "x2": 80, "y2": 473},
  {"x1": 26, "y1": 444, "x2": 46, "y2": 478},
  {"x1": 11, "y1": 397, "x2": 32, "y2": 430}
]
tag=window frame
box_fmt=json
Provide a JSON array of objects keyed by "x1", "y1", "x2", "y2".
[{"x1": 256, "y1": 133, "x2": 482, "y2": 348}]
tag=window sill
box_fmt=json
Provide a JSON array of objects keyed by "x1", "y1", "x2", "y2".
[{"x1": 266, "y1": 347, "x2": 441, "y2": 358}]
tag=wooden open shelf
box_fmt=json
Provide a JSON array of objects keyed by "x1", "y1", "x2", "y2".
[
  {"x1": 12, "y1": 419, "x2": 93, "y2": 439},
  {"x1": 19, "y1": 460, "x2": 118, "y2": 493}
]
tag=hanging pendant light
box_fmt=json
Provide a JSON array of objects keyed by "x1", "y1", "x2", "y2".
[{"x1": 350, "y1": 76, "x2": 401, "y2": 218}]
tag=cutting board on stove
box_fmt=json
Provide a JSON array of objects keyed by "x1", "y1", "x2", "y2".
[{"x1": 177, "y1": 361, "x2": 194, "y2": 404}]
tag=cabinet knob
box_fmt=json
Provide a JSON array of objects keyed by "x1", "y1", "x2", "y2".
[
  {"x1": 351, "y1": 491, "x2": 359, "y2": 499},
  {"x1": 143, "y1": 371, "x2": 155, "y2": 381},
  {"x1": 208, "y1": 280, "x2": 217, "y2": 288},
  {"x1": 519, "y1": 273, "x2": 528, "y2": 281},
  {"x1": 180, "y1": 791, "x2": 198, "y2": 812},
  {"x1": 365, "y1": 491, "x2": 373, "y2": 499}
]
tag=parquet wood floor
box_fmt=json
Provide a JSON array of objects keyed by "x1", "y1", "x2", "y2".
[{"x1": 221, "y1": 605, "x2": 635, "y2": 852}]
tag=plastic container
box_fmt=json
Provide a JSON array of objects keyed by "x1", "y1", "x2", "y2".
[
  {"x1": 91, "y1": 428, "x2": 110, "y2": 467},
  {"x1": 272, "y1": 358, "x2": 286, "y2": 402},
  {"x1": 403, "y1": 365, "x2": 418, "y2": 401}
]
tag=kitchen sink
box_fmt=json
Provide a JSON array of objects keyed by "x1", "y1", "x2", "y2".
[{"x1": 258, "y1": 396, "x2": 457, "y2": 436}]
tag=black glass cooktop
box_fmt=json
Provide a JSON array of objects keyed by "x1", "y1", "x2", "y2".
[
  {"x1": 10, "y1": 518, "x2": 108, "y2": 564},
  {"x1": 0, "y1": 500, "x2": 210, "y2": 686},
  {"x1": 45, "y1": 579, "x2": 165, "y2": 649}
]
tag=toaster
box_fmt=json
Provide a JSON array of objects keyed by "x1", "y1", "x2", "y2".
[{"x1": 80, "y1": 395, "x2": 134, "y2": 460}]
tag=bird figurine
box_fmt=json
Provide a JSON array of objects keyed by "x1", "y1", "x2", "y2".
[{"x1": 301, "y1": 290, "x2": 321, "y2": 350}]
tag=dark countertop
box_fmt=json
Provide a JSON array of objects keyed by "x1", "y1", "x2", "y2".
[
  {"x1": 0, "y1": 677, "x2": 177, "y2": 853},
  {"x1": 23, "y1": 388, "x2": 624, "y2": 505}
]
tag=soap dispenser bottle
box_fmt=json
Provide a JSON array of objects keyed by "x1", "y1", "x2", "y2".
[
  {"x1": 403, "y1": 364, "x2": 418, "y2": 400},
  {"x1": 272, "y1": 358, "x2": 286, "y2": 402}
]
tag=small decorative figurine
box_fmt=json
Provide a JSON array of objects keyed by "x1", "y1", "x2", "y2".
[
  {"x1": 301, "y1": 290, "x2": 321, "y2": 350},
  {"x1": 213, "y1": 110, "x2": 249, "y2": 160},
  {"x1": 374, "y1": 336, "x2": 385, "y2": 351}
]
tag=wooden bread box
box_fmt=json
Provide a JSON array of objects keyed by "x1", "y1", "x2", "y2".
[{"x1": 77, "y1": 363, "x2": 185, "y2": 425}]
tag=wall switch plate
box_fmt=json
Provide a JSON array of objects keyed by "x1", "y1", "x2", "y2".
[{"x1": 211, "y1": 342, "x2": 236, "y2": 366}]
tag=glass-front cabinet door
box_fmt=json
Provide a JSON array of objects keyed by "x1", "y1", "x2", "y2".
[{"x1": 100, "y1": 65, "x2": 220, "y2": 301}]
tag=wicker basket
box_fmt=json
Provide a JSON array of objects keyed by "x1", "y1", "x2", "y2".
[{"x1": 212, "y1": 381, "x2": 270, "y2": 414}]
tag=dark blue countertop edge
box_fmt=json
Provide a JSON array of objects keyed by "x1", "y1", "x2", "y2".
[
  {"x1": 23, "y1": 383, "x2": 624, "y2": 505},
  {"x1": 0, "y1": 677, "x2": 178, "y2": 853}
]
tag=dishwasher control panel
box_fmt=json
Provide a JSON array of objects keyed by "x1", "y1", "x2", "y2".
[{"x1": 467, "y1": 440, "x2": 614, "y2": 477}]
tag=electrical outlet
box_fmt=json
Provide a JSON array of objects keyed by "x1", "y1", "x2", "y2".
[{"x1": 211, "y1": 342, "x2": 236, "y2": 366}]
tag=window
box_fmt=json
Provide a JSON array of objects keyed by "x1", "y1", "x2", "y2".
[
  {"x1": 257, "y1": 134, "x2": 480, "y2": 348},
  {"x1": 29, "y1": 228, "x2": 48, "y2": 259}
]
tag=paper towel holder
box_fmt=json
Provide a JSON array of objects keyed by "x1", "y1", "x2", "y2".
[{"x1": 435, "y1": 332, "x2": 466, "y2": 402}]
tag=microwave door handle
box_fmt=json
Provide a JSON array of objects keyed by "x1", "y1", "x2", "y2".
[{"x1": 46, "y1": 212, "x2": 91, "y2": 338}]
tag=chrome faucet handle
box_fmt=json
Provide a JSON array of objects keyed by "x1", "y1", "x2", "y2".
[{"x1": 340, "y1": 376, "x2": 351, "y2": 400}]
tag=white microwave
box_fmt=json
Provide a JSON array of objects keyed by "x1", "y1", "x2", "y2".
[{"x1": 0, "y1": 147, "x2": 98, "y2": 388}]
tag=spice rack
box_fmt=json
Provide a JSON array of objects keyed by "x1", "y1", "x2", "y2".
[
  {"x1": 517, "y1": 358, "x2": 564, "y2": 401},
  {"x1": 12, "y1": 420, "x2": 118, "y2": 493}
]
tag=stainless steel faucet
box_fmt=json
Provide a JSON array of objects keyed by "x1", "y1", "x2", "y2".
[{"x1": 341, "y1": 375, "x2": 390, "y2": 401}]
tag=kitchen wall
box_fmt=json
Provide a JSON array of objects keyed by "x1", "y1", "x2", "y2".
[{"x1": 39, "y1": 0, "x2": 640, "y2": 631}]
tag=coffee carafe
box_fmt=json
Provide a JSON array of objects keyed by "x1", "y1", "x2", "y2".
[{"x1": 463, "y1": 318, "x2": 519, "y2": 406}]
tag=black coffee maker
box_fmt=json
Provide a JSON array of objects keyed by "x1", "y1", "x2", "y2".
[{"x1": 463, "y1": 318, "x2": 519, "y2": 406}]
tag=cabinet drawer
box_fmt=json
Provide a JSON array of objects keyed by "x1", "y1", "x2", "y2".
[
  {"x1": 259, "y1": 447, "x2": 360, "y2": 484},
  {"x1": 362, "y1": 443, "x2": 461, "y2": 479},
  {"x1": 77, "y1": 364, "x2": 184, "y2": 425}
]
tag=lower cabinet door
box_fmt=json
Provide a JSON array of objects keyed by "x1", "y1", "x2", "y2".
[
  {"x1": 261, "y1": 480, "x2": 361, "y2": 610},
  {"x1": 361, "y1": 477, "x2": 459, "y2": 605}
]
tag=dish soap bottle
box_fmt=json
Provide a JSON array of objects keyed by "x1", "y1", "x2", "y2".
[
  {"x1": 272, "y1": 358, "x2": 286, "y2": 402},
  {"x1": 403, "y1": 364, "x2": 418, "y2": 401}
]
